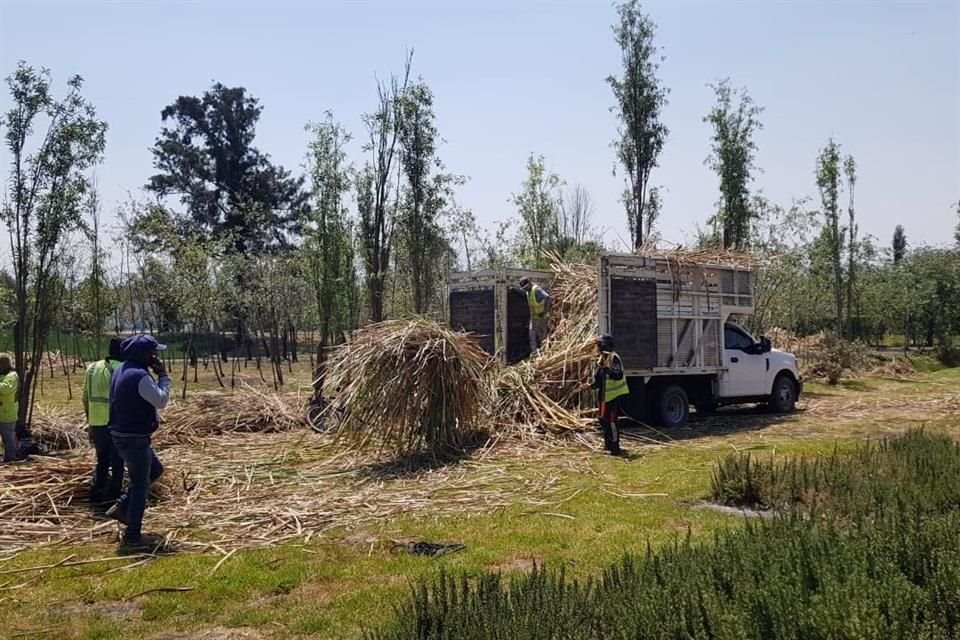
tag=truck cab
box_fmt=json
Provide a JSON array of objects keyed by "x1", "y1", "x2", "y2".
[{"x1": 718, "y1": 321, "x2": 802, "y2": 412}]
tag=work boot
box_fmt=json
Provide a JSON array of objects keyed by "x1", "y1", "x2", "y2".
[
  {"x1": 105, "y1": 501, "x2": 129, "y2": 525},
  {"x1": 117, "y1": 533, "x2": 166, "y2": 555}
]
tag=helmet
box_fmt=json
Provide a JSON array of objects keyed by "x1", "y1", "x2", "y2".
[{"x1": 597, "y1": 334, "x2": 614, "y2": 351}]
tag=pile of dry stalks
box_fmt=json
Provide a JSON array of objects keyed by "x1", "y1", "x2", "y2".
[
  {"x1": 29, "y1": 388, "x2": 308, "y2": 452},
  {"x1": 326, "y1": 319, "x2": 491, "y2": 457},
  {"x1": 493, "y1": 256, "x2": 599, "y2": 435}
]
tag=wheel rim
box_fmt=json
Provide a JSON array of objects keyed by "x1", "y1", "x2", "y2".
[
  {"x1": 777, "y1": 381, "x2": 794, "y2": 406},
  {"x1": 665, "y1": 394, "x2": 685, "y2": 423}
]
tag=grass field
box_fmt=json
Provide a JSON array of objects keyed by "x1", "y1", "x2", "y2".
[{"x1": 1, "y1": 364, "x2": 958, "y2": 639}]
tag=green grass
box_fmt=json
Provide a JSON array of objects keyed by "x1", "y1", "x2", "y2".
[
  {"x1": 2, "y1": 367, "x2": 959, "y2": 639},
  {"x1": 369, "y1": 431, "x2": 960, "y2": 640}
]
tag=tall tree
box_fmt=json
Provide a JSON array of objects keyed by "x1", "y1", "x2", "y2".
[
  {"x1": 395, "y1": 79, "x2": 456, "y2": 315},
  {"x1": 146, "y1": 83, "x2": 308, "y2": 255},
  {"x1": 703, "y1": 79, "x2": 763, "y2": 250},
  {"x1": 304, "y1": 113, "x2": 356, "y2": 344},
  {"x1": 1, "y1": 62, "x2": 107, "y2": 431},
  {"x1": 843, "y1": 155, "x2": 858, "y2": 338},
  {"x1": 815, "y1": 139, "x2": 845, "y2": 336},
  {"x1": 357, "y1": 55, "x2": 412, "y2": 323},
  {"x1": 892, "y1": 225, "x2": 907, "y2": 265},
  {"x1": 607, "y1": 0, "x2": 669, "y2": 250},
  {"x1": 511, "y1": 154, "x2": 562, "y2": 268}
]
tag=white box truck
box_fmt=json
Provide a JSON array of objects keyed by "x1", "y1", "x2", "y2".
[{"x1": 598, "y1": 253, "x2": 802, "y2": 428}]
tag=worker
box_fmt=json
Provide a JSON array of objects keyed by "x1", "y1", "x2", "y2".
[
  {"x1": 84, "y1": 338, "x2": 125, "y2": 504},
  {"x1": 107, "y1": 335, "x2": 171, "y2": 553},
  {"x1": 592, "y1": 334, "x2": 628, "y2": 455},
  {"x1": 518, "y1": 276, "x2": 552, "y2": 355},
  {"x1": 0, "y1": 354, "x2": 19, "y2": 463}
]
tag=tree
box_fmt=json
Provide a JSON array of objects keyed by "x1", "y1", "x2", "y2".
[
  {"x1": 357, "y1": 55, "x2": 412, "y2": 322},
  {"x1": 1, "y1": 62, "x2": 107, "y2": 431},
  {"x1": 395, "y1": 79, "x2": 457, "y2": 315},
  {"x1": 146, "y1": 83, "x2": 308, "y2": 255},
  {"x1": 954, "y1": 199, "x2": 960, "y2": 247},
  {"x1": 84, "y1": 183, "x2": 108, "y2": 354},
  {"x1": 607, "y1": 0, "x2": 669, "y2": 250},
  {"x1": 642, "y1": 185, "x2": 662, "y2": 244},
  {"x1": 892, "y1": 225, "x2": 907, "y2": 265},
  {"x1": 559, "y1": 184, "x2": 595, "y2": 251},
  {"x1": 304, "y1": 113, "x2": 357, "y2": 344},
  {"x1": 511, "y1": 155, "x2": 562, "y2": 268},
  {"x1": 843, "y1": 155, "x2": 858, "y2": 338},
  {"x1": 703, "y1": 79, "x2": 763, "y2": 250},
  {"x1": 815, "y1": 139, "x2": 845, "y2": 336}
]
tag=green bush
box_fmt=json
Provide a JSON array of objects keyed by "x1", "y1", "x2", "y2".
[
  {"x1": 369, "y1": 431, "x2": 960, "y2": 640},
  {"x1": 710, "y1": 430, "x2": 960, "y2": 519}
]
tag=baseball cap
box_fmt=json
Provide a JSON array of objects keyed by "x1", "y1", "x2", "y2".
[{"x1": 121, "y1": 334, "x2": 167, "y2": 357}]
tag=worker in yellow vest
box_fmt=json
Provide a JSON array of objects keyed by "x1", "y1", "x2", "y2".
[
  {"x1": 592, "y1": 334, "x2": 628, "y2": 455},
  {"x1": 83, "y1": 338, "x2": 125, "y2": 504},
  {"x1": 518, "y1": 276, "x2": 552, "y2": 355},
  {"x1": 0, "y1": 354, "x2": 19, "y2": 463}
]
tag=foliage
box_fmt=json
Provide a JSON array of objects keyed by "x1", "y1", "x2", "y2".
[
  {"x1": 511, "y1": 155, "x2": 563, "y2": 269},
  {"x1": 371, "y1": 431, "x2": 960, "y2": 640},
  {"x1": 304, "y1": 113, "x2": 359, "y2": 343},
  {"x1": 703, "y1": 79, "x2": 763, "y2": 250},
  {"x1": 146, "y1": 83, "x2": 308, "y2": 255},
  {"x1": 892, "y1": 224, "x2": 907, "y2": 264},
  {"x1": 607, "y1": 0, "x2": 669, "y2": 249},
  {"x1": 395, "y1": 79, "x2": 458, "y2": 315},
  {"x1": 711, "y1": 429, "x2": 960, "y2": 516},
  {"x1": 815, "y1": 139, "x2": 846, "y2": 336},
  {"x1": 357, "y1": 54, "x2": 411, "y2": 322},
  {"x1": 1, "y1": 61, "x2": 107, "y2": 428}
]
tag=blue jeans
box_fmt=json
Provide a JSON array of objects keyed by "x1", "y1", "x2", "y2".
[
  {"x1": 110, "y1": 433, "x2": 164, "y2": 541},
  {"x1": 1, "y1": 422, "x2": 16, "y2": 462},
  {"x1": 90, "y1": 427, "x2": 124, "y2": 501}
]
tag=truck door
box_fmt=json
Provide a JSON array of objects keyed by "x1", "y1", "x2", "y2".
[{"x1": 719, "y1": 324, "x2": 768, "y2": 398}]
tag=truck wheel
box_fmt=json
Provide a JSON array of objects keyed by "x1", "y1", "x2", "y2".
[
  {"x1": 769, "y1": 374, "x2": 797, "y2": 413},
  {"x1": 657, "y1": 385, "x2": 689, "y2": 428}
]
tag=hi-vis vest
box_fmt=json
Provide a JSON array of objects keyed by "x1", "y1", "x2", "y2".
[
  {"x1": 85, "y1": 358, "x2": 120, "y2": 427},
  {"x1": 599, "y1": 351, "x2": 629, "y2": 403},
  {"x1": 527, "y1": 285, "x2": 546, "y2": 318}
]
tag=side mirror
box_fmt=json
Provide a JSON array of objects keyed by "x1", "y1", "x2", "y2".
[{"x1": 760, "y1": 337, "x2": 772, "y2": 354}]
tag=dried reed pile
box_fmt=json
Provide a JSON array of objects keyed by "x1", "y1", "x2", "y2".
[
  {"x1": 29, "y1": 389, "x2": 308, "y2": 453},
  {"x1": 635, "y1": 244, "x2": 756, "y2": 270},
  {"x1": 492, "y1": 257, "x2": 599, "y2": 434},
  {"x1": 31, "y1": 407, "x2": 87, "y2": 451},
  {"x1": 326, "y1": 320, "x2": 491, "y2": 457},
  {"x1": 155, "y1": 389, "x2": 308, "y2": 446}
]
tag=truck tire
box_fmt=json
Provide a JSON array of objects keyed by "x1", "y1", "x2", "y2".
[
  {"x1": 769, "y1": 374, "x2": 797, "y2": 413},
  {"x1": 657, "y1": 385, "x2": 689, "y2": 428}
]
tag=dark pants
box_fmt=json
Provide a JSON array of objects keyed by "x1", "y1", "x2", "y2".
[
  {"x1": 111, "y1": 433, "x2": 164, "y2": 541},
  {"x1": 89, "y1": 427, "x2": 124, "y2": 502},
  {"x1": 599, "y1": 397, "x2": 623, "y2": 454}
]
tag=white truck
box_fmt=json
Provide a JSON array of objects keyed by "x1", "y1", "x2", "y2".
[{"x1": 598, "y1": 253, "x2": 802, "y2": 428}]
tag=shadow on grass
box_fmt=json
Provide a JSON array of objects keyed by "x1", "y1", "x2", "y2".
[
  {"x1": 353, "y1": 433, "x2": 491, "y2": 480},
  {"x1": 619, "y1": 404, "x2": 801, "y2": 445}
]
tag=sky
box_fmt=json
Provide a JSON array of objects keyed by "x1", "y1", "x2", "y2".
[{"x1": 1, "y1": 0, "x2": 958, "y2": 256}]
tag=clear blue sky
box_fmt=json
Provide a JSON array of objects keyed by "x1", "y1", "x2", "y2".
[{"x1": 1, "y1": 0, "x2": 958, "y2": 253}]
